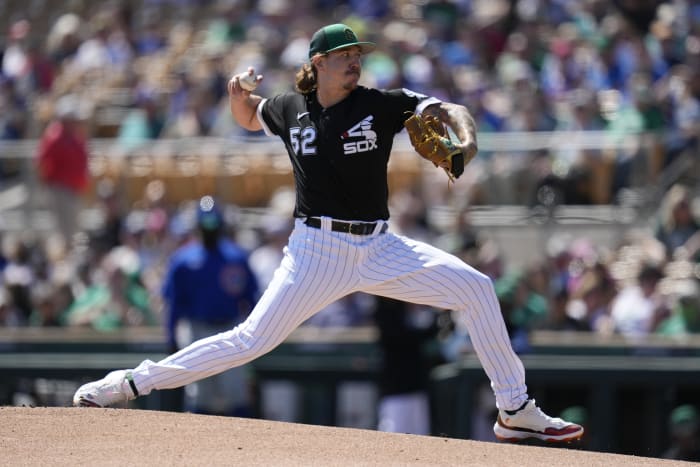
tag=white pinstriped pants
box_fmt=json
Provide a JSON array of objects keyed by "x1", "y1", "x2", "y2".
[{"x1": 131, "y1": 218, "x2": 528, "y2": 411}]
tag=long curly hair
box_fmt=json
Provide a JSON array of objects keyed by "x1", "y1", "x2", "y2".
[{"x1": 295, "y1": 62, "x2": 317, "y2": 94}]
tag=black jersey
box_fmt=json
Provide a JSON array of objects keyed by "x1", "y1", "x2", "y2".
[{"x1": 258, "y1": 86, "x2": 436, "y2": 221}]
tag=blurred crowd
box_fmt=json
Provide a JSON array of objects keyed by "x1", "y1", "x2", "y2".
[
  {"x1": 0, "y1": 177, "x2": 698, "y2": 344},
  {"x1": 0, "y1": 0, "x2": 698, "y2": 198},
  {"x1": 0, "y1": 3, "x2": 699, "y2": 456},
  {"x1": 0, "y1": 0, "x2": 698, "y2": 341}
]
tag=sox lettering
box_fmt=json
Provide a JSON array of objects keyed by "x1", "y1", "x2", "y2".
[{"x1": 342, "y1": 115, "x2": 377, "y2": 154}]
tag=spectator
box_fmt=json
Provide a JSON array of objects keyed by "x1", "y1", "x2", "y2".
[
  {"x1": 4, "y1": 25, "x2": 55, "y2": 128},
  {"x1": 46, "y1": 13, "x2": 83, "y2": 66},
  {"x1": 537, "y1": 286, "x2": 589, "y2": 332},
  {"x1": 473, "y1": 239, "x2": 505, "y2": 283},
  {"x1": 657, "y1": 64, "x2": 700, "y2": 165},
  {"x1": 35, "y1": 94, "x2": 90, "y2": 245},
  {"x1": 161, "y1": 196, "x2": 258, "y2": 416},
  {"x1": 28, "y1": 282, "x2": 70, "y2": 327},
  {"x1": 2, "y1": 20, "x2": 30, "y2": 82},
  {"x1": 24, "y1": 38, "x2": 55, "y2": 95},
  {"x1": 545, "y1": 234, "x2": 575, "y2": 298},
  {"x1": 89, "y1": 179, "x2": 126, "y2": 257},
  {"x1": 2, "y1": 233, "x2": 37, "y2": 325},
  {"x1": 496, "y1": 271, "x2": 548, "y2": 336},
  {"x1": 165, "y1": 70, "x2": 194, "y2": 124},
  {"x1": 133, "y1": 11, "x2": 167, "y2": 56},
  {"x1": 70, "y1": 11, "x2": 129, "y2": 74},
  {"x1": 655, "y1": 280, "x2": 700, "y2": 336},
  {"x1": 605, "y1": 72, "x2": 666, "y2": 196},
  {"x1": 162, "y1": 84, "x2": 218, "y2": 137},
  {"x1": 610, "y1": 262, "x2": 668, "y2": 336},
  {"x1": 0, "y1": 286, "x2": 21, "y2": 327},
  {"x1": 62, "y1": 245, "x2": 156, "y2": 330},
  {"x1": 117, "y1": 87, "x2": 165, "y2": 149},
  {"x1": 655, "y1": 184, "x2": 700, "y2": 260},
  {"x1": 0, "y1": 75, "x2": 28, "y2": 141},
  {"x1": 130, "y1": 179, "x2": 173, "y2": 276},
  {"x1": 569, "y1": 266, "x2": 616, "y2": 335},
  {"x1": 663, "y1": 404, "x2": 700, "y2": 462}
]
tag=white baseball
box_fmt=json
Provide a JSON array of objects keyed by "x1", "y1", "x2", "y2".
[{"x1": 236, "y1": 72, "x2": 259, "y2": 92}]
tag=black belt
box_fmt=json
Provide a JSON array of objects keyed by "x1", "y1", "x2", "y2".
[{"x1": 304, "y1": 217, "x2": 387, "y2": 235}]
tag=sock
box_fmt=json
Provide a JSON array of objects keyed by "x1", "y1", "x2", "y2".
[
  {"x1": 505, "y1": 399, "x2": 529, "y2": 416},
  {"x1": 125, "y1": 372, "x2": 140, "y2": 397}
]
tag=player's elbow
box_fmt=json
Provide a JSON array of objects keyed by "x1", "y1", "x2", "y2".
[
  {"x1": 231, "y1": 111, "x2": 262, "y2": 132},
  {"x1": 240, "y1": 119, "x2": 263, "y2": 132}
]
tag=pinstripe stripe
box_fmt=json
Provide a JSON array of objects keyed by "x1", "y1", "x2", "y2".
[{"x1": 131, "y1": 222, "x2": 528, "y2": 410}]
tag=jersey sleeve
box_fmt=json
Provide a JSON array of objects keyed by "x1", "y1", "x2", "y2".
[
  {"x1": 257, "y1": 93, "x2": 294, "y2": 137},
  {"x1": 381, "y1": 88, "x2": 442, "y2": 133}
]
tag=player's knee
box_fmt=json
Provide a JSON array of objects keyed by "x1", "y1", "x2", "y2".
[
  {"x1": 224, "y1": 324, "x2": 280, "y2": 358},
  {"x1": 477, "y1": 274, "x2": 499, "y2": 302},
  {"x1": 455, "y1": 269, "x2": 497, "y2": 308}
]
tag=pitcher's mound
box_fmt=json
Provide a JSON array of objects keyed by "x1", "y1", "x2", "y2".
[{"x1": 0, "y1": 407, "x2": 689, "y2": 466}]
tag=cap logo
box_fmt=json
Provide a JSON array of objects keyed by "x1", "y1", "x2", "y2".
[{"x1": 344, "y1": 29, "x2": 356, "y2": 41}]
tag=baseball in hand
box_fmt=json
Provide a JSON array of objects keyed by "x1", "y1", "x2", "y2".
[{"x1": 235, "y1": 71, "x2": 259, "y2": 92}]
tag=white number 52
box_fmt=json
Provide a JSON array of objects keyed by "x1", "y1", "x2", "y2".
[{"x1": 290, "y1": 127, "x2": 317, "y2": 156}]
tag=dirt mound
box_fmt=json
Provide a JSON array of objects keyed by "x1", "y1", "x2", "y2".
[{"x1": 0, "y1": 407, "x2": 690, "y2": 466}]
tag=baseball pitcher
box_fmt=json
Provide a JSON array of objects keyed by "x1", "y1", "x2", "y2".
[{"x1": 74, "y1": 23, "x2": 583, "y2": 444}]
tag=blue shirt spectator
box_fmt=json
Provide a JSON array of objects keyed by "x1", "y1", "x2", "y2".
[
  {"x1": 161, "y1": 196, "x2": 259, "y2": 416},
  {"x1": 162, "y1": 197, "x2": 259, "y2": 351}
]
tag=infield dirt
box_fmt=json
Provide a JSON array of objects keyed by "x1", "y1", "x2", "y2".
[{"x1": 0, "y1": 407, "x2": 694, "y2": 466}]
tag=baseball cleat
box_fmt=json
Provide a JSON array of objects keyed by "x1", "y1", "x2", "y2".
[
  {"x1": 73, "y1": 370, "x2": 139, "y2": 408},
  {"x1": 493, "y1": 399, "x2": 584, "y2": 443}
]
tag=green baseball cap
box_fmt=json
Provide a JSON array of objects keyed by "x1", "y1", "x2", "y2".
[{"x1": 308, "y1": 23, "x2": 376, "y2": 59}]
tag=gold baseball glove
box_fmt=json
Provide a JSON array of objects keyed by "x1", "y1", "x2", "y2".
[{"x1": 404, "y1": 113, "x2": 465, "y2": 181}]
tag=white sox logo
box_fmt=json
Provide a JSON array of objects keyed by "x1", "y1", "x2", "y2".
[{"x1": 341, "y1": 115, "x2": 377, "y2": 155}]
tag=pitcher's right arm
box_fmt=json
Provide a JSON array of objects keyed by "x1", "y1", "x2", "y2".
[{"x1": 228, "y1": 67, "x2": 264, "y2": 132}]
